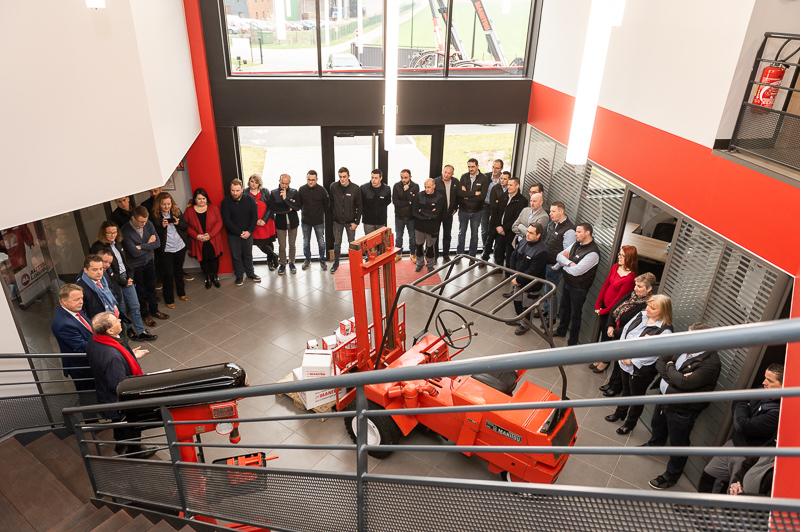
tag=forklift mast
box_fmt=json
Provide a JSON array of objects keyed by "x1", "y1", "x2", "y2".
[
  {"x1": 428, "y1": 0, "x2": 467, "y2": 59},
  {"x1": 469, "y1": 0, "x2": 508, "y2": 65}
]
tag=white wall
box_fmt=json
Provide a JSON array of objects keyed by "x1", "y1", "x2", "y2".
[
  {"x1": 0, "y1": 0, "x2": 200, "y2": 230},
  {"x1": 716, "y1": 0, "x2": 800, "y2": 139},
  {"x1": 534, "y1": 0, "x2": 758, "y2": 148}
]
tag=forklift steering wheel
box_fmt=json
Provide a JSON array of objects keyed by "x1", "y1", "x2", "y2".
[{"x1": 435, "y1": 309, "x2": 473, "y2": 350}]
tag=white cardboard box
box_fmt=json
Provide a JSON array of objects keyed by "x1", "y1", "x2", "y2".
[
  {"x1": 321, "y1": 334, "x2": 338, "y2": 350},
  {"x1": 302, "y1": 350, "x2": 333, "y2": 379},
  {"x1": 339, "y1": 319, "x2": 352, "y2": 335},
  {"x1": 301, "y1": 387, "x2": 336, "y2": 409},
  {"x1": 306, "y1": 339, "x2": 319, "y2": 350}
]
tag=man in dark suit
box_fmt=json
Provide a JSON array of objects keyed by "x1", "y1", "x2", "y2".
[
  {"x1": 646, "y1": 322, "x2": 722, "y2": 490},
  {"x1": 121, "y1": 206, "x2": 168, "y2": 325},
  {"x1": 508, "y1": 222, "x2": 548, "y2": 335},
  {"x1": 456, "y1": 158, "x2": 489, "y2": 257},
  {"x1": 493, "y1": 176, "x2": 528, "y2": 270},
  {"x1": 434, "y1": 164, "x2": 459, "y2": 261},
  {"x1": 86, "y1": 311, "x2": 155, "y2": 457},
  {"x1": 51, "y1": 284, "x2": 94, "y2": 392},
  {"x1": 75, "y1": 254, "x2": 120, "y2": 321}
]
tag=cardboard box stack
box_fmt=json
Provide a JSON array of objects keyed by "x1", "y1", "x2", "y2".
[{"x1": 292, "y1": 350, "x2": 335, "y2": 409}]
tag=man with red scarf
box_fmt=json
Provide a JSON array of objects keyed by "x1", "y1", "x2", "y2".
[{"x1": 86, "y1": 311, "x2": 156, "y2": 457}]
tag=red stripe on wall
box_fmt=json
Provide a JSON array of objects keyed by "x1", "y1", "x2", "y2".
[
  {"x1": 182, "y1": 0, "x2": 232, "y2": 274},
  {"x1": 529, "y1": 81, "x2": 800, "y2": 498}
]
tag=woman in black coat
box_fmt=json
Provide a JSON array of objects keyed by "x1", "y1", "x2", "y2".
[
  {"x1": 150, "y1": 192, "x2": 190, "y2": 308},
  {"x1": 598, "y1": 272, "x2": 657, "y2": 397}
]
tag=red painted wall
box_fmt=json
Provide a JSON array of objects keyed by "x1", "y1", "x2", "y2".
[
  {"x1": 182, "y1": 0, "x2": 232, "y2": 274},
  {"x1": 528, "y1": 81, "x2": 800, "y2": 498}
]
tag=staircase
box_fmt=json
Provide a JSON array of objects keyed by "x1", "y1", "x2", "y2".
[{"x1": 0, "y1": 432, "x2": 205, "y2": 532}]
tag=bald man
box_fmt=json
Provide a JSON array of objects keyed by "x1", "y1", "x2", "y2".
[
  {"x1": 269, "y1": 173, "x2": 303, "y2": 274},
  {"x1": 412, "y1": 179, "x2": 446, "y2": 273}
]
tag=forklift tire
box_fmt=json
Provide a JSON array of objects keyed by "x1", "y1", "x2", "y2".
[
  {"x1": 501, "y1": 471, "x2": 519, "y2": 482},
  {"x1": 344, "y1": 401, "x2": 402, "y2": 459}
]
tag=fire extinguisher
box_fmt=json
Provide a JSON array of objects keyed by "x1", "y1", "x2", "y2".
[{"x1": 752, "y1": 63, "x2": 786, "y2": 109}]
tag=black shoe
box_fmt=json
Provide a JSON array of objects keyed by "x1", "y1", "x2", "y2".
[
  {"x1": 136, "y1": 331, "x2": 158, "y2": 341},
  {"x1": 599, "y1": 383, "x2": 611, "y2": 392},
  {"x1": 205, "y1": 278, "x2": 212, "y2": 289},
  {"x1": 320, "y1": 261, "x2": 328, "y2": 271},
  {"x1": 268, "y1": 261, "x2": 276, "y2": 272},
  {"x1": 130, "y1": 446, "x2": 158, "y2": 459},
  {"x1": 330, "y1": 262, "x2": 339, "y2": 273},
  {"x1": 427, "y1": 266, "x2": 434, "y2": 273},
  {"x1": 588, "y1": 363, "x2": 598, "y2": 369},
  {"x1": 592, "y1": 363, "x2": 609, "y2": 374},
  {"x1": 278, "y1": 265, "x2": 286, "y2": 275},
  {"x1": 114, "y1": 444, "x2": 127, "y2": 454},
  {"x1": 302, "y1": 260, "x2": 311, "y2": 270},
  {"x1": 249, "y1": 275, "x2": 261, "y2": 283},
  {"x1": 514, "y1": 325, "x2": 528, "y2": 336},
  {"x1": 603, "y1": 388, "x2": 620, "y2": 397},
  {"x1": 649, "y1": 474, "x2": 677, "y2": 490},
  {"x1": 553, "y1": 330, "x2": 567, "y2": 338},
  {"x1": 289, "y1": 264, "x2": 297, "y2": 274},
  {"x1": 605, "y1": 413, "x2": 625, "y2": 423},
  {"x1": 616, "y1": 425, "x2": 634, "y2": 435},
  {"x1": 502, "y1": 291, "x2": 513, "y2": 298},
  {"x1": 212, "y1": 276, "x2": 221, "y2": 288},
  {"x1": 442, "y1": 255, "x2": 451, "y2": 262},
  {"x1": 235, "y1": 277, "x2": 244, "y2": 286},
  {"x1": 183, "y1": 273, "x2": 194, "y2": 281},
  {"x1": 414, "y1": 264, "x2": 423, "y2": 272}
]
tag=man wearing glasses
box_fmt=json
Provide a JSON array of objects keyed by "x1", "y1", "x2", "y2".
[{"x1": 456, "y1": 158, "x2": 489, "y2": 258}]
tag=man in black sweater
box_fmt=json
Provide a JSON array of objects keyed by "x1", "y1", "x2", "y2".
[
  {"x1": 645, "y1": 322, "x2": 721, "y2": 490},
  {"x1": 329, "y1": 167, "x2": 362, "y2": 273},
  {"x1": 110, "y1": 196, "x2": 133, "y2": 229},
  {"x1": 269, "y1": 173, "x2": 302, "y2": 275},
  {"x1": 412, "y1": 179, "x2": 445, "y2": 273},
  {"x1": 508, "y1": 222, "x2": 548, "y2": 335},
  {"x1": 221, "y1": 179, "x2": 260, "y2": 286},
  {"x1": 433, "y1": 165, "x2": 459, "y2": 261},
  {"x1": 298, "y1": 170, "x2": 329, "y2": 270},
  {"x1": 493, "y1": 176, "x2": 527, "y2": 270},
  {"x1": 392, "y1": 169, "x2": 419, "y2": 263},
  {"x1": 361, "y1": 169, "x2": 392, "y2": 234},
  {"x1": 456, "y1": 158, "x2": 489, "y2": 257}
]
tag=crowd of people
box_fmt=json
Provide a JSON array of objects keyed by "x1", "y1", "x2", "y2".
[{"x1": 47, "y1": 162, "x2": 784, "y2": 490}]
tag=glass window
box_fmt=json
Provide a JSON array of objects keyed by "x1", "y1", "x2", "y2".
[
  {"x1": 447, "y1": 0, "x2": 530, "y2": 77},
  {"x1": 226, "y1": 6, "x2": 320, "y2": 75},
  {"x1": 323, "y1": 0, "x2": 383, "y2": 76},
  {"x1": 443, "y1": 124, "x2": 516, "y2": 177},
  {"x1": 398, "y1": 0, "x2": 444, "y2": 76}
]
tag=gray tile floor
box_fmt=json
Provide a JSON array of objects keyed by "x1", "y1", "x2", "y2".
[{"x1": 114, "y1": 257, "x2": 691, "y2": 493}]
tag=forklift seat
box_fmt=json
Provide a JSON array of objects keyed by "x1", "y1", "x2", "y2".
[{"x1": 471, "y1": 371, "x2": 518, "y2": 396}]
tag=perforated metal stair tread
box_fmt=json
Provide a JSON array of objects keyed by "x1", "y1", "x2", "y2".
[
  {"x1": 25, "y1": 433, "x2": 93, "y2": 503},
  {"x1": 0, "y1": 438, "x2": 83, "y2": 531}
]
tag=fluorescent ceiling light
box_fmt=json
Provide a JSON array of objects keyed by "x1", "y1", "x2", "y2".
[
  {"x1": 384, "y1": 0, "x2": 400, "y2": 150},
  {"x1": 566, "y1": 0, "x2": 625, "y2": 165},
  {"x1": 86, "y1": 0, "x2": 105, "y2": 7}
]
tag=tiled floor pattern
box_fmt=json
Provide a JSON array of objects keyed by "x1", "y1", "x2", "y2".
[{"x1": 99, "y1": 258, "x2": 691, "y2": 492}]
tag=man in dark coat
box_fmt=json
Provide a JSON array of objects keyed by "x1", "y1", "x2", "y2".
[
  {"x1": 86, "y1": 311, "x2": 155, "y2": 457},
  {"x1": 298, "y1": 170, "x2": 329, "y2": 270},
  {"x1": 361, "y1": 169, "x2": 392, "y2": 234},
  {"x1": 269, "y1": 173, "x2": 302, "y2": 275},
  {"x1": 508, "y1": 222, "x2": 548, "y2": 335},
  {"x1": 329, "y1": 167, "x2": 362, "y2": 273},
  {"x1": 51, "y1": 284, "x2": 94, "y2": 392},
  {"x1": 75, "y1": 254, "x2": 121, "y2": 321},
  {"x1": 433, "y1": 165, "x2": 459, "y2": 261},
  {"x1": 412, "y1": 179, "x2": 446, "y2": 273},
  {"x1": 699, "y1": 363, "x2": 783, "y2": 493},
  {"x1": 221, "y1": 179, "x2": 260, "y2": 285},
  {"x1": 493, "y1": 176, "x2": 528, "y2": 270},
  {"x1": 121, "y1": 206, "x2": 168, "y2": 324},
  {"x1": 645, "y1": 322, "x2": 722, "y2": 490},
  {"x1": 456, "y1": 158, "x2": 489, "y2": 257},
  {"x1": 392, "y1": 169, "x2": 419, "y2": 262}
]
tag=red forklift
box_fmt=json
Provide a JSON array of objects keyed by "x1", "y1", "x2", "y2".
[{"x1": 334, "y1": 228, "x2": 577, "y2": 483}]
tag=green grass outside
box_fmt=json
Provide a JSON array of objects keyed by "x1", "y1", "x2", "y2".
[
  {"x1": 414, "y1": 132, "x2": 515, "y2": 175},
  {"x1": 241, "y1": 145, "x2": 267, "y2": 178}
]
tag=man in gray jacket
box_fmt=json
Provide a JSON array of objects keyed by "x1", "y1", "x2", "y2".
[{"x1": 121, "y1": 206, "x2": 168, "y2": 326}]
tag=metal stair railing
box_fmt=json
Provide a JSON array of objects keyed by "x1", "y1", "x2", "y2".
[{"x1": 63, "y1": 319, "x2": 800, "y2": 532}]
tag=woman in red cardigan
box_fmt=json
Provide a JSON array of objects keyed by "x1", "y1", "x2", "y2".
[
  {"x1": 184, "y1": 188, "x2": 225, "y2": 289},
  {"x1": 589, "y1": 245, "x2": 638, "y2": 373}
]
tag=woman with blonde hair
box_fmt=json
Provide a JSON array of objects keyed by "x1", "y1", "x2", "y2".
[
  {"x1": 247, "y1": 173, "x2": 279, "y2": 271},
  {"x1": 150, "y1": 192, "x2": 190, "y2": 308},
  {"x1": 605, "y1": 293, "x2": 674, "y2": 435}
]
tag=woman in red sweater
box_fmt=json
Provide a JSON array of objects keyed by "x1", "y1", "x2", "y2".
[{"x1": 589, "y1": 245, "x2": 638, "y2": 372}]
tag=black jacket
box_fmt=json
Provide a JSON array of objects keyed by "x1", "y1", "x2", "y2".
[
  {"x1": 110, "y1": 207, "x2": 132, "y2": 229},
  {"x1": 488, "y1": 183, "x2": 508, "y2": 222},
  {"x1": 609, "y1": 292, "x2": 648, "y2": 340},
  {"x1": 268, "y1": 187, "x2": 302, "y2": 229},
  {"x1": 86, "y1": 335, "x2": 138, "y2": 420},
  {"x1": 330, "y1": 181, "x2": 362, "y2": 225},
  {"x1": 360, "y1": 183, "x2": 392, "y2": 226},
  {"x1": 412, "y1": 191, "x2": 445, "y2": 234},
  {"x1": 457, "y1": 172, "x2": 489, "y2": 212},
  {"x1": 732, "y1": 398, "x2": 781, "y2": 447},
  {"x1": 509, "y1": 238, "x2": 548, "y2": 293},
  {"x1": 655, "y1": 351, "x2": 721, "y2": 413},
  {"x1": 496, "y1": 192, "x2": 528, "y2": 244},
  {"x1": 298, "y1": 184, "x2": 329, "y2": 226},
  {"x1": 220, "y1": 194, "x2": 258, "y2": 236},
  {"x1": 90, "y1": 240, "x2": 135, "y2": 285},
  {"x1": 434, "y1": 176, "x2": 459, "y2": 218},
  {"x1": 151, "y1": 211, "x2": 190, "y2": 252},
  {"x1": 392, "y1": 180, "x2": 419, "y2": 220}
]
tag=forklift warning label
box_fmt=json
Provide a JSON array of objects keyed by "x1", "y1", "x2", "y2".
[{"x1": 486, "y1": 420, "x2": 522, "y2": 443}]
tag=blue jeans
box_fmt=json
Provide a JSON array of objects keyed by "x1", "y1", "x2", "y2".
[
  {"x1": 119, "y1": 281, "x2": 144, "y2": 334},
  {"x1": 648, "y1": 406, "x2": 700, "y2": 482},
  {"x1": 542, "y1": 265, "x2": 563, "y2": 317},
  {"x1": 480, "y1": 203, "x2": 492, "y2": 248},
  {"x1": 556, "y1": 283, "x2": 589, "y2": 346},
  {"x1": 332, "y1": 222, "x2": 356, "y2": 263},
  {"x1": 227, "y1": 233, "x2": 255, "y2": 278},
  {"x1": 302, "y1": 223, "x2": 325, "y2": 262},
  {"x1": 395, "y1": 218, "x2": 415, "y2": 256},
  {"x1": 457, "y1": 210, "x2": 482, "y2": 256}
]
